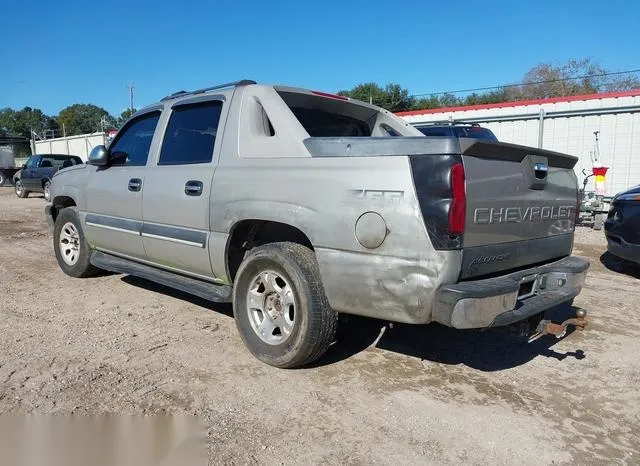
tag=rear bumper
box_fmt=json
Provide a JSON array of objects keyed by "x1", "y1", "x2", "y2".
[
  {"x1": 433, "y1": 256, "x2": 589, "y2": 329},
  {"x1": 606, "y1": 234, "x2": 640, "y2": 265}
]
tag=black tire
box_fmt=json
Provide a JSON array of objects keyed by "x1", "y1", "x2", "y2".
[
  {"x1": 43, "y1": 180, "x2": 52, "y2": 202},
  {"x1": 53, "y1": 207, "x2": 99, "y2": 278},
  {"x1": 15, "y1": 179, "x2": 29, "y2": 198},
  {"x1": 233, "y1": 242, "x2": 338, "y2": 368},
  {"x1": 0, "y1": 172, "x2": 5, "y2": 186}
]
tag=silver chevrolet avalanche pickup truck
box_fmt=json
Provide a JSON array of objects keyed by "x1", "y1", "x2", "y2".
[{"x1": 45, "y1": 80, "x2": 589, "y2": 368}]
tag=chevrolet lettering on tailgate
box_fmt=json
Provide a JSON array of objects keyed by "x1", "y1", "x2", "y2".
[{"x1": 473, "y1": 205, "x2": 576, "y2": 224}]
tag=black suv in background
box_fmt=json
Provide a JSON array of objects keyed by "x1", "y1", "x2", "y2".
[
  {"x1": 14, "y1": 154, "x2": 83, "y2": 202},
  {"x1": 605, "y1": 184, "x2": 640, "y2": 266},
  {"x1": 415, "y1": 121, "x2": 498, "y2": 140}
]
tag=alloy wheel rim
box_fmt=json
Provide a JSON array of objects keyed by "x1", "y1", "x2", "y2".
[
  {"x1": 59, "y1": 222, "x2": 80, "y2": 266},
  {"x1": 246, "y1": 270, "x2": 296, "y2": 345}
]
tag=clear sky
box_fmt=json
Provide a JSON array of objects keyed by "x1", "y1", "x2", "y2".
[{"x1": 2, "y1": 0, "x2": 639, "y2": 116}]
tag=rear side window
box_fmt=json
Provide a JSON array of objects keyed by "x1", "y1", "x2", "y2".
[
  {"x1": 159, "y1": 101, "x2": 223, "y2": 165},
  {"x1": 277, "y1": 91, "x2": 372, "y2": 137},
  {"x1": 42, "y1": 156, "x2": 82, "y2": 168},
  {"x1": 290, "y1": 107, "x2": 370, "y2": 137},
  {"x1": 109, "y1": 112, "x2": 161, "y2": 166}
]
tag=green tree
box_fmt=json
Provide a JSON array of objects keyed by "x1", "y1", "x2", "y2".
[
  {"x1": 57, "y1": 104, "x2": 115, "y2": 136},
  {"x1": 438, "y1": 93, "x2": 461, "y2": 107},
  {"x1": 407, "y1": 58, "x2": 640, "y2": 111},
  {"x1": 411, "y1": 95, "x2": 441, "y2": 110},
  {"x1": 518, "y1": 58, "x2": 640, "y2": 99},
  {"x1": 338, "y1": 82, "x2": 415, "y2": 111},
  {"x1": 0, "y1": 107, "x2": 58, "y2": 138},
  {"x1": 116, "y1": 108, "x2": 137, "y2": 127}
]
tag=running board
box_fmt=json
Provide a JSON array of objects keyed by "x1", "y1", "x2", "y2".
[{"x1": 90, "y1": 251, "x2": 232, "y2": 303}]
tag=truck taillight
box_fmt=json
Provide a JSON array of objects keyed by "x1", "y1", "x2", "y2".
[{"x1": 449, "y1": 162, "x2": 466, "y2": 235}]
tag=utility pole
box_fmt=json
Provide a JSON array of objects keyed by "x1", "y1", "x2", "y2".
[{"x1": 128, "y1": 83, "x2": 135, "y2": 114}]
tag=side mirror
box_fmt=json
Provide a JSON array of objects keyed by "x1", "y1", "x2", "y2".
[
  {"x1": 22, "y1": 164, "x2": 26, "y2": 169},
  {"x1": 88, "y1": 145, "x2": 109, "y2": 166}
]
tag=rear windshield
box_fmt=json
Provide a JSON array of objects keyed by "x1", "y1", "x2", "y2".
[
  {"x1": 417, "y1": 127, "x2": 450, "y2": 137},
  {"x1": 277, "y1": 91, "x2": 373, "y2": 137},
  {"x1": 417, "y1": 125, "x2": 497, "y2": 140},
  {"x1": 452, "y1": 126, "x2": 497, "y2": 140}
]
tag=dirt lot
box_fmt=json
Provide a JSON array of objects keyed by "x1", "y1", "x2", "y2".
[{"x1": 1, "y1": 187, "x2": 639, "y2": 465}]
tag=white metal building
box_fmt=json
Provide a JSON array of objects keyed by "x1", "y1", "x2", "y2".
[
  {"x1": 32, "y1": 132, "x2": 107, "y2": 162},
  {"x1": 397, "y1": 90, "x2": 640, "y2": 196}
]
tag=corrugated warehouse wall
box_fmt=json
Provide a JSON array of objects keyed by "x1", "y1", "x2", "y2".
[
  {"x1": 397, "y1": 91, "x2": 640, "y2": 196},
  {"x1": 34, "y1": 133, "x2": 107, "y2": 162}
]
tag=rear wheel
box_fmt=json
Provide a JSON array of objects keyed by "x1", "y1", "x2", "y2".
[
  {"x1": 0, "y1": 172, "x2": 5, "y2": 186},
  {"x1": 15, "y1": 180, "x2": 29, "y2": 198},
  {"x1": 53, "y1": 208, "x2": 99, "y2": 278},
  {"x1": 232, "y1": 242, "x2": 338, "y2": 368}
]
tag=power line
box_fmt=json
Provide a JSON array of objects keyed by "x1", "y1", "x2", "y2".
[{"x1": 411, "y1": 68, "x2": 640, "y2": 98}]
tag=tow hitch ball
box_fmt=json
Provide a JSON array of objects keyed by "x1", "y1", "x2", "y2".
[{"x1": 528, "y1": 309, "x2": 588, "y2": 343}]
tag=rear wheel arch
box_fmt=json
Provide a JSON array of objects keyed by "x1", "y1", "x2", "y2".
[{"x1": 226, "y1": 219, "x2": 314, "y2": 283}]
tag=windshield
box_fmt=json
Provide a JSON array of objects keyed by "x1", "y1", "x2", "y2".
[{"x1": 451, "y1": 126, "x2": 497, "y2": 140}]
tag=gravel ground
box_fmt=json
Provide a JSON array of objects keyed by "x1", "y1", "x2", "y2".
[
  {"x1": 1, "y1": 187, "x2": 639, "y2": 465},
  {"x1": 573, "y1": 220, "x2": 609, "y2": 246}
]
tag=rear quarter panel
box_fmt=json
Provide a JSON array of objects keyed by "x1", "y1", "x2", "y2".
[{"x1": 210, "y1": 154, "x2": 461, "y2": 323}]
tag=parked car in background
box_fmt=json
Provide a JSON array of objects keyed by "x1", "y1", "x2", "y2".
[
  {"x1": 414, "y1": 121, "x2": 498, "y2": 140},
  {"x1": 14, "y1": 154, "x2": 83, "y2": 201},
  {"x1": 605, "y1": 184, "x2": 640, "y2": 265}
]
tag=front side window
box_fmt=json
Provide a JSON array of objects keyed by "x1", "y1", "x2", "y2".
[
  {"x1": 109, "y1": 112, "x2": 161, "y2": 166},
  {"x1": 158, "y1": 101, "x2": 223, "y2": 165},
  {"x1": 25, "y1": 156, "x2": 39, "y2": 168}
]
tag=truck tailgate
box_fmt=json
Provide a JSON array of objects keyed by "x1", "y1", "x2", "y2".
[{"x1": 459, "y1": 139, "x2": 579, "y2": 279}]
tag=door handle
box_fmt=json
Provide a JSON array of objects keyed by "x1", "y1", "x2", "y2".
[
  {"x1": 185, "y1": 180, "x2": 203, "y2": 196},
  {"x1": 128, "y1": 178, "x2": 142, "y2": 192}
]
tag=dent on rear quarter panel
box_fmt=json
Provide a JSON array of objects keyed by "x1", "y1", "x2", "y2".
[{"x1": 211, "y1": 152, "x2": 461, "y2": 322}]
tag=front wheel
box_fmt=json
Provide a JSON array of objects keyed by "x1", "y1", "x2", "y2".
[
  {"x1": 15, "y1": 180, "x2": 29, "y2": 198},
  {"x1": 43, "y1": 181, "x2": 51, "y2": 202},
  {"x1": 232, "y1": 242, "x2": 338, "y2": 368},
  {"x1": 53, "y1": 208, "x2": 99, "y2": 278}
]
